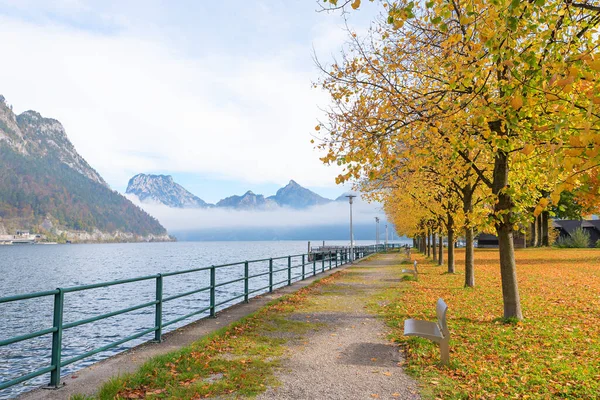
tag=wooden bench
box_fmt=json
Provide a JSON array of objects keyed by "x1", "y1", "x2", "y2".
[
  {"x1": 401, "y1": 260, "x2": 418, "y2": 280},
  {"x1": 403, "y1": 298, "x2": 450, "y2": 365}
]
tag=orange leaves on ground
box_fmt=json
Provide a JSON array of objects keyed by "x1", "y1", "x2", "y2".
[{"x1": 387, "y1": 248, "x2": 600, "y2": 399}]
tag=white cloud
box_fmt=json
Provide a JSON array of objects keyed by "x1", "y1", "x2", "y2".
[
  {"x1": 0, "y1": 15, "x2": 346, "y2": 190},
  {"x1": 126, "y1": 194, "x2": 383, "y2": 232}
]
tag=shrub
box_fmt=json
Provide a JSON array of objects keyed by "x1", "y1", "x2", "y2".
[{"x1": 555, "y1": 227, "x2": 590, "y2": 248}]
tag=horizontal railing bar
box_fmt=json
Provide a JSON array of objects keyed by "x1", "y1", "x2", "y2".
[
  {"x1": 162, "y1": 306, "x2": 212, "y2": 328},
  {"x1": 163, "y1": 286, "x2": 211, "y2": 303},
  {"x1": 246, "y1": 257, "x2": 272, "y2": 263},
  {"x1": 213, "y1": 261, "x2": 246, "y2": 269},
  {"x1": 63, "y1": 300, "x2": 158, "y2": 330},
  {"x1": 161, "y1": 266, "x2": 212, "y2": 277},
  {"x1": 248, "y1": 285, "x2": 271, "y2": 295},
  {"x1": 272, "y1": 278, "x2": 289, "y2": 287},
  {"x1": 0, "y1": 327, "x2": 56, "y2": 347},
  {"x1": 0, "y1": 365, "x2": 55, "y2": 390},
  {"x1": 272, "y1": 267, "x2": 289, "y2": 274},
  {"x1": 61, "y1": 326, "x2": 157, "y2": 367},
  {"x1": 63, "y1": 275, "x2": 159, "y2": 293},
  {"x1": 214, "y1": 276, "x2": 246, "y2": 288},
  {"x1": 214, "y1": 292, "x2": 246, "y2": 308},
  {"x1": 247, "y1": 271, "x2": 270, "y2": 280},
  {"x1": 0, "y1": 289, "x2": 59, "y2": 304}
]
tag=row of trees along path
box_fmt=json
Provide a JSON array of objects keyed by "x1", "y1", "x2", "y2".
[{"x1": 317, "y1": 0, "x2": 600, "y2": 321}]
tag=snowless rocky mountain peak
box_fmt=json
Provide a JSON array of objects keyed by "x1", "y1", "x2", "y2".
[
  {"x1": 0, "y1": 97, "x2": 107, "y2": 187},
  {"x1": 126, "y1": 174, "x2": 209, "y2": 208}
]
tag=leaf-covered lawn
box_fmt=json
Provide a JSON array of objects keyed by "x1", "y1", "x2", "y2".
[{"x1": 377, "y1": 248, "x2": 600, "y2": 399}]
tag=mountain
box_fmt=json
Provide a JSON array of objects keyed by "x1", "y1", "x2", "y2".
[
  {"x1": 126, "y1": 174, "x2": 209, "y2": 208},
  {"x1": 0, "y1": 95, "x2": 170, "y2": 242},
  {"x1": 267, "y1": 180, "x2": 332, "y2": 209},
  {"x1": 216, "y1": 190, "x2": 278, "y2": 210}
]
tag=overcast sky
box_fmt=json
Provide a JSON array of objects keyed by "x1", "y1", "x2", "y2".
[{"x1": 0, "y1": 0, "x2": 381, "y2": 203}]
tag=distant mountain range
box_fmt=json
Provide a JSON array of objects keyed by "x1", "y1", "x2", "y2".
[
  {"x1": 126, "y1": 175, "x2": 340, "y2": 211},
  {"x1": 0, "y1": 94, "x2": 170, "y2": 242}
]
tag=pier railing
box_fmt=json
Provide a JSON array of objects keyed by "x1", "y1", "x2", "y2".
[{"x1": 0, "y1": 243, "x2": 399, "y2": 392}]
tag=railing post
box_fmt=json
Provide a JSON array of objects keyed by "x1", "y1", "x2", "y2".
[
  {"x1": 329, "y1": 251, "x2": 332, "y2": 270},
  {"x1": 287, "y1": 256, "x2": 292, "y2": 286},
  {"x1": 244, "y1": 261, "x2": 249, "y2": 303},
  {"x1": 269, "y1": 258, "x2": 273, "y2": 292},
  {"x1": 313, "y1": 256, "x2": 316, "y2": 276},
  {"x1": 302, "y1": 254, "x2": 306, "y2": 280},
  {"x1": 210, "y1": 265, "x2": 216, "y2": 317},
  {"x1": 154, "y1": 274, "x2": 163, "y2": 342},
  {"x1": 335, "y1": 251, "x2": 338, "y2": 267},
  {"x1": 322, "y1": 254, "x2": 325, "y2": 272},
  {"x1": 49, "y1": 288, "x2": 64, "y2": 388}
]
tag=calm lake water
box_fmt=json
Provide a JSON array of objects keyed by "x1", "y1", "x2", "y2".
[{"x1": 0, "y1": 240, "x2": 408, "y2": 399}]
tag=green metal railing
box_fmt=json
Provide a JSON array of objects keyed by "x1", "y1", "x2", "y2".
[{"x1": 0, "y1": 244, "x2": 398, "y2": 392}]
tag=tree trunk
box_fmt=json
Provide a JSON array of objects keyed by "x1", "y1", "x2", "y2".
[
  {"x1": 496, "y1": 222, "x2": 522, "y2": 319},
  {"x1": 530, "y1": 220, "x2": 537, "y2": 247},
  {"x1": 463, "y1": 184, "x2": 475, "y2": 287},
  {"x1": 432, "y1": 230, "x2": 437, "y2": 260},
  {"x1": 541, "y1": 211, "x2": 549, "y2": 246},
  {"x1": 465, "y1": 226, "x2": 474, "y2": 287},
  {"x1": 427, "y1": 228, "x2": 431, "y2": 257},
  {"x1": 447, "y1": 213, "x2": 455, "y2": 274},
  {"x1": 492, "y1": 150, "x2": 523, "y2": 320},
  {"x1": 438, "y1": 229, "x2": 443, "y2": 266},
  {"x1": 536, "y1": 214, "x2": 542, "y2": 247}
]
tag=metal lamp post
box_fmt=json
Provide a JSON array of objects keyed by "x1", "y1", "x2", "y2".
[
  {"x1": 346, "y1": 195, "x2": 356, "y2": 263},
  {"x1": 385, "y1": 224, "x2": 388, "y2": 250},
  {"x1": 375, "y1": 217, "x2": 380, "y2": 249}
]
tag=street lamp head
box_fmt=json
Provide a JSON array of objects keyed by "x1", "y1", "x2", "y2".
[{"x1": 345, "y1": 194, "x2": 356, "y2": 204}]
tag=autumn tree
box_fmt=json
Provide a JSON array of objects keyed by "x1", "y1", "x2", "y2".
[{"x1": 318, "y1": 0, "x2": 600, "y2": 319}]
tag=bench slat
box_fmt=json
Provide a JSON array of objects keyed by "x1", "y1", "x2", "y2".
[{"x1": 404, "y1": 319, "x2": 444, "y2": 343}]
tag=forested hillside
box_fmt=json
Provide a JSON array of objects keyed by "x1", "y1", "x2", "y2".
[
  {"x1": 0, "y1": 145, "x2": 166, "y2": 235},
  {"x1": 0, "y1": 95, "x2": 168, "y2": 239}
]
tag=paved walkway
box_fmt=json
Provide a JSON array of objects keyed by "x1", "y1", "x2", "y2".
[{"x1": 257, "y1": 253, "x2": 419, "y2": 400}]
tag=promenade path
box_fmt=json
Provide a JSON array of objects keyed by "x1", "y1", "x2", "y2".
[
  {"x1": 257, "y1": 252, "x2": 419, "y2": 400},
  {"x1": 19, "y1": 252, "x2": 419, "y2": 399}
]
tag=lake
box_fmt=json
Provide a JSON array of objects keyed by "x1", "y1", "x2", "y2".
[{"x1": 0, "y1": 240, "x2": 408, "y2": 398}]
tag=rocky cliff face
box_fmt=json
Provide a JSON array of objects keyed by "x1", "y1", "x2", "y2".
[
  {"x1": 126, "y1": 174, "x2": 209, "y2": 208},
  {"x1": 0, "y1": 97, "x2": 106, "y2": 187},
  {"x1": 17, "y1": 110, "x2": 107, "y2": 186}
]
